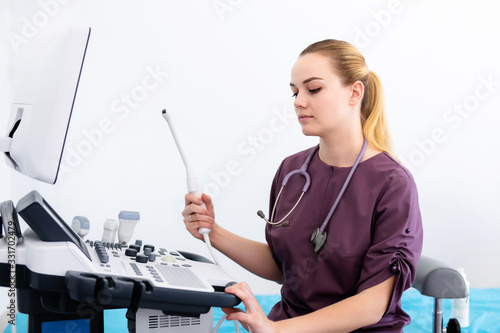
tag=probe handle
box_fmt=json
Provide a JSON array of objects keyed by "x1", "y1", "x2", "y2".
[{"x1": 188, "y1": 182, "x2": 210, "y2": 235}]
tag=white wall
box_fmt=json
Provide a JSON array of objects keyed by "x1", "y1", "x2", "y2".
[{"x1": 1, "y1": 0, "x2": 499, "y2": 295}]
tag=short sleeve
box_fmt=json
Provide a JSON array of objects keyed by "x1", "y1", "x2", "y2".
[{"x1": 356, "y1": 173, "x2": 423, "y2": 313}]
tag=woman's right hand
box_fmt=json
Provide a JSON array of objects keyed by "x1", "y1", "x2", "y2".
[{"x1": 182, "y1": 193, "x2": 216, "y2": 240}]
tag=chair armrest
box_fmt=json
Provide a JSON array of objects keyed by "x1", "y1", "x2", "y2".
[{"x1": 413, "y1": 255, "x2": 468, "y2": 299}]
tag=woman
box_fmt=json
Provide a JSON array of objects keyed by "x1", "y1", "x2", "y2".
[{"x1": 182, "y1": 39, "x2": 423, "y2": 332}]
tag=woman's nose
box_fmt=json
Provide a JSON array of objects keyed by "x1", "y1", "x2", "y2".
[{"x1": 294, "y1": 92, "x2": 307, "y2": 109}]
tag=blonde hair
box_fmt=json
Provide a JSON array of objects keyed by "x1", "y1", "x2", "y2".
[{"x1": 300, "y1": 39, "x2": 393, "y2": 155}]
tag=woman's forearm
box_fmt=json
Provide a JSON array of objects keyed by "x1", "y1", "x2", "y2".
[
  {"x1": 210, "y1": 224, "x2": 283, "y2": 282},
  {"x1": 272, "y1": 276, "x2": 395, "y2": 333}
]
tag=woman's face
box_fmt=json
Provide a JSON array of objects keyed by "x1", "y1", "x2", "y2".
[{"x1": 290, "y1": 53, "x2": 359, "y2": 139}]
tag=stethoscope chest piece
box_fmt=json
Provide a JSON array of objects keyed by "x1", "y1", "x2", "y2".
[{"x1": 310, "y1": 227, "x2": 327, "y2": 253}]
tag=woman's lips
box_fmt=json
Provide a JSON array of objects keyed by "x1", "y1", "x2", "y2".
[{"x1": 298, "y1": 114, "x2": 313, "y2": 122}]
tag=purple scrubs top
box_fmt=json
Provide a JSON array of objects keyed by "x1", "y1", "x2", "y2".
[{"x1": 265, "y1": 146, "x2": 423, "y2": 332}]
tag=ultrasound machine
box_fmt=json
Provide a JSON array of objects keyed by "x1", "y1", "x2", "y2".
[{"x1": 0, "y1": 27, "x2": 240, "y2": 332}]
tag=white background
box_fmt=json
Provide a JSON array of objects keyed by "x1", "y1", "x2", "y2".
[{"x1": 1, "y1": 0, "x2": 499, "y2": 297}]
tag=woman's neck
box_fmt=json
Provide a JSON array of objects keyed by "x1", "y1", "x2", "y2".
[{"x1": 318, "y1": 131, "x2": 367, "y2": 167}]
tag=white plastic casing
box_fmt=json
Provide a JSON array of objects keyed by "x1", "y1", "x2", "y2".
[
  {"x1": 101, "y1": 219, "x2": 118, "y2": 243},
  {"x1": 117, "y1": 212, "x2": 140, "y2": 245},
  {"x1": 5, "y1": 26, "x2": 90, "y2": 184}
]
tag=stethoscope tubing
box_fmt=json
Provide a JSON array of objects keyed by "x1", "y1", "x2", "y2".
[
  {"x1": 268, "y1": 186, "x2": 306, "y2": 226},
  {"x1": 268, "y1": 139, "x2": 367, "y2": 230},
  {"x1": 318, "y1": 139, "x2": 367, "y2": 232},
  {"x1": 268, "y1": 145, "x2": 318, "y2": 225}
]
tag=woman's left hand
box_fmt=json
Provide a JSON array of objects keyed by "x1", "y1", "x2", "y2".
[{"x1": 222, "y1": 282, "x2": 277, "y2": 333}]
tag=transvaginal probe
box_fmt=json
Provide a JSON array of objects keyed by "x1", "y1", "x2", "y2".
[
  {"x1": 162, "y1": 109, "x2": 221, "y2": 266},
  {"x1": 163, "y1": 109, "x2": 254, "y2": 333}
]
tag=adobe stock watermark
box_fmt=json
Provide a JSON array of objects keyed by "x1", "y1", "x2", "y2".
[
  {"x1": 282, "y1": 242, "x2": 339, "y2": 297},
  {"x1": 74, "y1": 281, "x2": 125, "y2": 327},
  {"x1": 5, "y1": 226, "x2": 18, "y2": 328},
  {"x1": 213, "y1": 0, "x2": 243, "y2": 20},
  {"x1": 201, "y1": 104, "x2": 296, "y2": 198},
  {"x1": 352, "y1": 0, "x2": 403, "y2": 50},
  {"x1": 57, "y1": 65, "x2": 168, "y2": 179},
  {"x1": 400, "y1": 74, "x2": 499, "y2": 173},
  {"x1": 7, "y1": 0, "x2": 72, "y2": 53}
]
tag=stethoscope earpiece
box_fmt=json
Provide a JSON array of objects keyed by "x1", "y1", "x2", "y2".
[
  {"x1": 257, "y1": 210, "x2": 290, "y2": 228},
  {"x1": 310, "y1": 228, "x2": 327, "y2": 253}
]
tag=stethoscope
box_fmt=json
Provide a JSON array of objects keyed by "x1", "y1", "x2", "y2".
[{"x1": 257, "y1": 139, "x2": 368, "y2": 253}]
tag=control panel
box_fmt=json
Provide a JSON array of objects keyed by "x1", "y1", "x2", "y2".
[
  {"x1": 85, "y1": 239, "x2": 215, "y2": 292},
  {"x1": 0, "y1": 190, "x2": 240, "y2": 321}
]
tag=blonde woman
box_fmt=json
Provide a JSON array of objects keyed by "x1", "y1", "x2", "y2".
[{"x1": 183, "y1": 39, "x2": 423, "y2": 333}]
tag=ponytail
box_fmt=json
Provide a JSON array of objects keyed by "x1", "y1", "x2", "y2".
[
  {"x1": 362, "y1": 71, "x2": 393, "y2": 155},
  {"x1": 300, "y1": 39, "x2": 394, "y2": 156}
]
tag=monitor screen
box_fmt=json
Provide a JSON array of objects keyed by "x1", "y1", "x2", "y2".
[
  {"x1": 16, "y1": 190, "x2": 91, "y2": 260},
  {"x1": 4, "y1": 26, "x2": 91, "y2": 184}
]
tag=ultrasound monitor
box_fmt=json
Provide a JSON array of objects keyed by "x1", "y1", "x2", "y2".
[{"x1": 1, "y1": 26, "x2": 91, "y2": 184}]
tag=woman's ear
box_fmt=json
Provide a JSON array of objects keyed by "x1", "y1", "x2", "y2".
[{"x1": 348, "y1": 81, "x2": 364, "y2": 106}]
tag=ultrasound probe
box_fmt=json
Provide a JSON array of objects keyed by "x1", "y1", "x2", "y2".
[{"x1": 162, "y1": 109, "x2": 221, "y2": 266}]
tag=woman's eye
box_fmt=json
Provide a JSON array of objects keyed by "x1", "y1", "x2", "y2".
[{"x1": 291, "y1": 87, "x2": 321, "y2": 98}]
